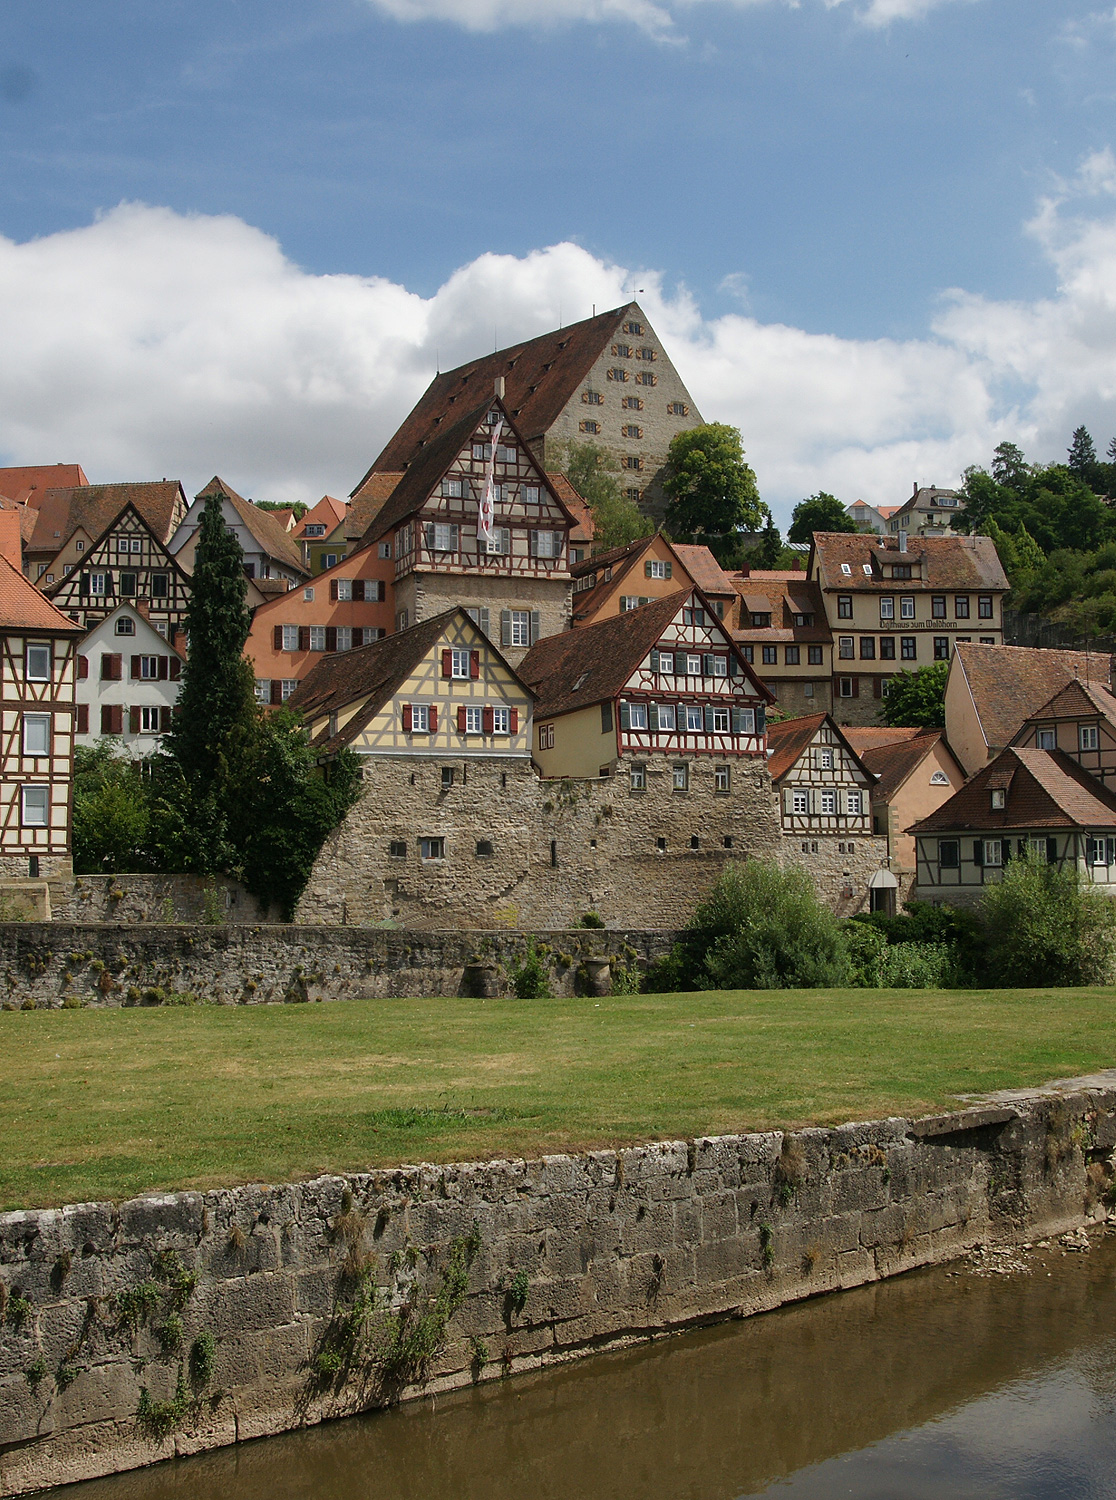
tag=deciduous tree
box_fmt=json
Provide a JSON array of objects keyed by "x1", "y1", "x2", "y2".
[
  {"x1": 881, "y1": 662, "x2": 949, "y2": 729},
  {"x1": 662, "y1": 424, "x2": 763, "y2": 538},
  {"x1": 787, "y1": 492, "x2": 857, "y2": 544}
]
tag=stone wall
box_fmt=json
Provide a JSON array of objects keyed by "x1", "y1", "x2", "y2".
[
  {"x1": 777, "y1": 832, "x2": 890, "y2": 917},
  {"x1": 52, "y1": 876, "x2": 268, "y2": 927},
  {"x1": 0, "y1": 923, "x2": 678, "y2": 1008},
  {"x1": 296, "y1": 753, "x2": 783, "y2": 929},
  {"x1": 1, "y1": 1074, "x2": 1111, "y2": 1495}
]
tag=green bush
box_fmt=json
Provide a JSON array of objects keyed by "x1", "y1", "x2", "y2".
[
  {"x1": 686, "y1": 861, "x2": 851, "y2": 991},
  {"x1": 505, "y1": 939, "x2": 552, "y2": 999},
  {"x1": 976, "y1": 853, "x2": 1116, "y2": 987},
  {"x1": 844, "y1": 921, "x2": 887, "y2": 987},
  {"x1": 879, "y1": 942, "x2": 957, "y2": 989}
]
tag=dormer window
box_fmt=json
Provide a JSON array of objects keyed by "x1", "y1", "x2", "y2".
[
  {"x1": 862, "y1": 564, "x2": 872, "y2": 576},
  {"x1": 751, "y1": 612, "x2": 771, "y2": 628},
  {"x1": 840, "y1": 563, "x2": 852, "y2": 575},
  {"x1": 990, "y1": 788, "x2": 1006, "y2": 810},
  {"x1": 488, "y1": 410, "x2": 500, "y2": 425}
]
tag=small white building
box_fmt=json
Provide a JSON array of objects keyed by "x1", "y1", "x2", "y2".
[{"x1": 76, "y1": 604, "x2": 183, "y2": 757}]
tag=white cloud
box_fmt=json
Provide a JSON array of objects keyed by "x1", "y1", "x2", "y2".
[
  {"x1": 357, "y1": 0, "x2": 976, "y2": 36},
  {"x1": 0, "y1": 185, "x2": 1115, "y2": 523}
]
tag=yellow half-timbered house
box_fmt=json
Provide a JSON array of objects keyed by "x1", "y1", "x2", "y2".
[{"x1": 0, "y1": 553, "x2": 83, "y2": 883}]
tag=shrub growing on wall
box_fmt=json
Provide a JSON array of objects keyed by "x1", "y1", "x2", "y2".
[{"x1": 976, "y1": 852, "x2": 1116, "y2": 987}]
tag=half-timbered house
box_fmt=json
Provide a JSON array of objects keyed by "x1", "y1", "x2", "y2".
[
  {"x1": 764, "y1": 712, "x2": 887, "y2": 914},
  {"x1": 911, "y1": 746, "x2": 1116, "y2": 906},
  {"x1": 43, "y1": 502, "x2": 192, "y2": 640},
  {"x1": 25, "y1": 481, "x2": 188, "y2": 586},
  {"x1": 359, "y1": 391, "x2": 578, "y2": 663},
  {"x1": 293, "y1": 496, "x2": 350, "y2": 574},
  {"x1": 1006, "y1": 677, "x2": 1116, "y2": 793},
  {"x1": 0, "y1": 551, "x2": 83, "y2": 882},
  {"x1": 75, "y1": 604, "x2": 184, "y2": 755},
  {"x1": 570, "y1": 534, "x2": 731, "y2": 627}
]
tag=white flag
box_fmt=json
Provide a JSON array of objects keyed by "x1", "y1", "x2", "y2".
[{"x1": 478, "y1": 418, "x2": 502, "y2": 547}]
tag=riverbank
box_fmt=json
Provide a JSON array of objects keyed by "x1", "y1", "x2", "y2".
[
  {"x1": 4, "y1": 987, "x2": 1116, "y2": 1208},
  {"x1": 1, "y1": 1072, "x2": 1113, "y2": 1496}
]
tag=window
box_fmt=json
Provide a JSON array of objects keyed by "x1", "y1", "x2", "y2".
[
  {"x1": 712, "y1": 707, "x2": 730, "y2": 732},
  {"x1": 150, "y1": 573, "x2": 169, "y2": 598},
  {"x1": 622, "y1": 396, "x2": 644, "y2": 411},
  {"x1": 955, "y1": 596, "x2": 970, "y2": 619},
  {"x1": 686, "y1": 653, "x2": 702, "y2": 675},
  {"x1": 309, "y1": 627, "x2": 326, "y2": 651},
  {"x1": 378, "y1": 542, "x2": 392, "y2": 560},
  {"x1": 991, "y1": 788, "x2": 1006, "y2": 809},
  {"x1": 785, "y1": 645, "x2": 800, "y2": 665},
  {"x1": 838, "y1": 637, "x2": 854, "y2": 659},
  {"x1": 655, "y1": 651, "x2": 674, "y2": 675},
  {"x1": 878, "y1": 597, "x2": 894, "y2": 621},
  {"x1": 673, "y1": 764, "x2": 689, "y2": 791},
  {"x1": 612, "y1": 343, "x2": 632, "y2": 358},
  {"x1": 938, "y1": 839, "x2": 960, "y2": 869},
  {"x1": 792, "y1": 790, "x2": 809, "y2": 814},
  {"x1": 137, "y1": 655, "x2": 159, "y2": 679},
  {"x1": 88, "y1": 573, "x2": 107, "y2": 596},
  {"x1": 277, "y1": 624, "x2": 296, "y2": 651},
  {"x1": 930, "y1": 770, "x2": 950, "y2": 786},
  {"x1": 762, "y1": 645, "x2": 777, "y2": 664},
  {"x1": 934, "y1": 637, "x2": 950, "y2": 661},
  {"x1": 476, "y1": 840, "x2": 494, "y2": 858},
  {"x1": 1080, "y1": 725, "x2": 1100, "y2": 751},
  {"x1": 804, "y1": 683, "x2": 815, "y2": 697},
  {"x1": 281, "y1": 679, "x2": 299, "y2": 700},
  {"x1": 628, "y1": 702, "x2": 648, "y2": 730},
  {"x1": 480, "y1": 528, "x2": 510, "y2": 555},
  {"x1": 335, "y1": 579, "x2": 353, "y2": 600},
  {"x1": 117, "y1": 570, "x2": 137, "y2": 597},
  {"x1": 22, "y1": 715, "x2": 50, "y2": 755},
  {"x1": 580, "y1": 419, "x2": 600, "y2": 435},
  {"x1": 839, "y1": 677, "x2": 854, "y2": 697},
  {"x1": 901, "y1": 637, "x2": 917, "y2": 660},
  {"x1": 978, "y1": 596, "x2": 993, "y2": 619},
  {"x1": 840, "y1": 564, "x2": 852, "y2": 575},
  {"x1": 892, "y1": 564, "x2": 912, "y2": 580},
  {"x1": 980, "y1": 635, "x2": 996, "y2": 645},
  {"x1": 530, "y1": 530, "x2": 563, "y2": 558},
  {"x1": 820, "y1": 749, "x2": 833, "y2": 768},
  {"x1": 880, "y1": 637, "x2": 896, "y2": 660},
  {"x1": 607, "y1": 367, "x2": 628, "y2": 382},
  {"x1": 647, "y1": 559, "x2": 670, "y2": 579},
  {"x1": 860, "y1": 638, "x2": 876, "y2": 659},
  {"x1": 820, "y1": 790, "x2": 836, "y2": 814},
  {"x1": 497, "y1": 445, "x2": 516, "y2": 463},
  {"x1": 668, "y1": 401, "x2": 688, "y2": 415},
  {"x1": 837, "y1": 595, "x2": 852, "y2": 619},
  {"x1": 743, "y1": 645, "x2": 754, "y2": 662},
  {"x1": 304, "y1": 524, "x2": 326, "y2": 536},
  {"x1": 114, "y1": 616, "x2": 136, "y2": 636},
  {"x1": 426, "y1": 522, "x2": 459, "y2": 552},
  {"x1": 409, "y1": 704, "x2": 431, "y2": 732},
  {"x1": 638, "y1": 347, "x2": 656, "y2": 362},
  {"x1": 471, "y1": 444, "x2": 490, "y2": 461},
  {"x1": 622, "y1": 424, "x2": 643, "y2": 439},
  {"x1": 685, "y1": 705, "x2": 704, "y2": 732},
  {"x1": 449, "y1": 648, "x2": 471, "y2": 679},
  {"x1": 1038, "y1": 729, "x2": 1055, "y2": 750},
  {"x1": 21, "y1": 786, "x2": 48, "y2": 827},
  {"x1": 715, "y1": 765, "x2": 730, "y2": 793},
  {"x1": 635, "y1": 372, "x2": 657, "y2": 386},
  {"x1": 255, "y1": 678, "x2": 270, "y2": 703},
  {"x1": 983, "y1": 839, "x2": 1003, "y2": 867},
  {"x1": 900, "y1": 596, "x2": 916, "y2": 619},
  {"x1": 584, "y1": 390, "x2": 602, "y2": 405},
  {"x1": 25, "y1": 644, "x2": 50, "y2": 681},
  {"x1": 657, "y1": 703, "x2": 677, "y2": 731},
  {"x1": 491, "y1": 707, "x2": 511, "y2": 734},
  {"x1": 335, "y1": 627, "x2": 352, "y2": 651},
  {"x1": 682, "y1": 608, "x2": 706, "y2": 626},
  {"x1": 932, "y1": 596, "x2": 946, "y2": 619},
  {"x1": 847, "y1": 791, "x2": 863, "y2": 815},
  {"x1": 623, "y1": 320, "x2": 644, "y2": 335},
  {"x1": 139, "y1": 705, "x2": 164, "y2": 733},
  {"x1": 420, "y1": 837, "x2": 445, "y2": 861},
  {"x1": 808, "y1": 645, "x2": 824, "y2": 665},
  {"x1": 441, "y1": 767, "x2": 455, "y2": 788},
  {"x1": 389, "y1": 840, "x2": 407, "y2": 858},
  {"x1": 630, "y1": 763, "x2": 646, "y2": 792},
  {"x1": 508, "y1": 611, "x2": 530, "y2": 647},
  {"x1": 623, "y1": 456, "x2": 643, "y2": 471},
  {"x1": 751, "y1": 612, "x2": 770, "y2": 628}
]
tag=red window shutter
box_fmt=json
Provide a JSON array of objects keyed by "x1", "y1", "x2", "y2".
[
  {"x1": 483, "y1": 706, "x2": 494, "y2": 734},
  {"x1": 330, "y1": 580, "x2": 338, "y2": 601},
  {"x1": 273, "y1": 625, "x2": 283, "y2": 650},
  {"x1": 325, "y1": 627, "x2": 337, "y2": 652},
  {"x1": 112, "y1": 704, "x2": 123, "y2": 733},
  {"x1": 457, "y1": 706, "x2": 468, "y2": 732},
  {"x1": 101, "y1": 704, "x2": 113, "y2": 733},
  {"x1": 470, "y1": 650, "x2": 480, "y2": 679},
  {"x1": 100, "y1": 653, "x2": 112, "y2": 681},
  {"x1": 402, "y1": 703, "x2": 412, "y2": 731},
  {"x1": 129, "y1": 707, "x2": 140, "y2": 733},
  {"x1": 168, "y1": 657, "x2": 180, "y2": 681},
  {"x1": 441, "y1": 649, "x2": 453, "y2": 677},
  {"x1": 160, "y1": 656, "x2": 170, "y2": 680},
  {"x1": 78, "y1": 655, "x2": 88, "y2": 681},
  {"x1": 270, "y1": 680, "x2": 282, "y2": 705},
  {"x1": 298, "y1": 626, "x2": 310, "y2": 652},
  {"x1": 77, "y1": 704, "x2": 89, "y2": 733},
  {"x1": 353, "y1": 579, "x2": 366, "y2": 602},
  {"x1": 130, "y1": 655, "x2": 141, "y2": 680},
  {"x1": 113, "y1": 655, "x2": 123, "y2": 681},
  {"x1": 873, "y1": 677, "x2": 882, "y2": 699},
  {"x1": 375, "y1": 580, "x2": 385, "y2": 602},
  {"x1": 852, "y1": 677, "x2": 860, "y2": 698},
  {"x1": 428, "y1": 705, "x2": 438, "y2": 732},
  {"x1": 509, "y1": 708, "x2": 519, "y2": 733}
]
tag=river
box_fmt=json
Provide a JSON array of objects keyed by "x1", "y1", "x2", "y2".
[{"x1": 57, "y1": 1233, "x2": 1116, "y2": 1500}]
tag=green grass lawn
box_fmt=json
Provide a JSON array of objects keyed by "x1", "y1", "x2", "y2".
[{"x1": 1, "y1": 987, "x2": 1113, "y2": 1210}]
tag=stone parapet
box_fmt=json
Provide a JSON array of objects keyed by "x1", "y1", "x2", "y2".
[{"x1": 1, "y1": 1074, "x2": 1113, "y2": 1493}]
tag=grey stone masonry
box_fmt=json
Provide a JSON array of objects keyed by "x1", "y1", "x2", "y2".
[{"x1": 1, "y1": 1074, "x2": 1113, "y2": 1494}]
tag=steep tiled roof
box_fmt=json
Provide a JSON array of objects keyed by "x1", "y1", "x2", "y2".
[
  {"x1": 739, "y1": 569, "x2": 808, "y2": 581},
  {"x1": 546, "y1": 474, "x2": 594, "y2": 543},
  {"x1": 28, "y1": 481, "x2": 185, "y2": 556},
  {"x1": 1018, "y1": 677, "x2": 1116, "y2": 736},
  {"x1": 196, "y1": 478, "x2": 308, "y2": 576},
  {"x1": 355, "y1": 304, "x2": 636, "y2": 483},
  {"x1": 858, "y1": 731, "x2": 949, "y2": 802},
  {"x1": 731, "y1": 575, "x2": 830, "y2": 641},
  {"x1": 0, "y1": 498, "x2": 37, "y2": 544},
  {"x1": 41, "y1": 502, "x2": 192, "y2": 603},
  {"x1": 0, "y1": 464, "x2": 87, "y2": 507},
  {"x1": 671, "y1": 545, "x2": 735, "y2": 597},
  {"x1": 911, "y1": 746, "x2": 1116, "y2": 834},
  {"x1": 840, "y1": 726, "x2": 929, "y2": 753},
  {"x1": 343, "y1": 477, "x2": 404, "y2": 542},
  {"x1": 0, "y1": 553, "x2": 83, "y2": 633},
  {"x1": 765, "y1": 713, "x2": 828, "y2": 781},
  {"x1": 293, "y1": 496, "x2": 348, "y2": 540},
  {"x1": 953, "y1": 643, "x2": 1111, "y2": 755},
  {"x1": 569, "y1": 535, "x2": 651, "y2": 580},
  {"x1": 811, "y1": 532, "x2": 1007, "y2": 592}
]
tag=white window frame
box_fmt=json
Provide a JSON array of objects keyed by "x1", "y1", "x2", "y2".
[
  {"x1": 480, "y1": 528, "x2": 510, "y2": 555},
  {"x1": 820, "y1": 749, "x2": 833, "y2": 768},
  {"x1": 672, "y1": 764, "x2": 689, "y2": 792},
  {"x1": 847, "y1": 790, "x2": 863, "y2": 816},
  {"x1": 281, "y1": 679, "x2": 299, "y2": 700},
  {"x1": 255, "y1": 679, "x2": 270, "y2": 704},
  {"x1": 715, "y1": 765, "x2": 730, "y2": 793},
  {"x1": 420, "y1": 836, "x2": 445, "y2": 861},
  {"x1": 712, "y1": 707, "x2": 730, "y2": 732},
  {"x1": 838, "y1": 637, "x2": 854, "y2": 659},
  {"x1": 900, "y1": 596, "x2": 916, "y2": 619},
  {"x1": 657, "y1": 651, "x2": 674, "y2": 675},
  {"x1": 984, "y1": 839, "x2": 1003, "y2": 867},
  {"x1": 21, "y1": 785, "x2": 48, "y2": 827},
  {"x1": 686, "y1": 654, "x2": 702, "y2": 676},
  {"x1": 1080, "y1": 725, "x2": 1100, "y2": 751},
  {"x1": 820, "y1": 790, "x2": 836, "y2": 815},
  {"x1": 628, "y1": 702, "x2": 648, "y2": 730},
  {"x1": 466, "y1": 706, "x2": 483, "y2": 735},
  {"x1": 647, "y1": 560, "x2": 668, "y2": 580},
  {"x1": 139, "y1": 705, "x2": 162, "y2": 733},
  {"x1": 657, "y1": 703, "x2": 676, "y2": 731},
  {"x1": 22, "y1": 714, "x2": 50, "y2": 756},
  {"x1": 25, "y1": 644, "x2": 51, "y2": 681},
  {"x1": 281, "y1": 625, "x2": 298, "y2": 651},
  {"x1": 685, "y1": 705, "x2": 704, "y2": 732},
  {"x1": 791, "y1": 790, "x2": 809, "y2": 815},
  {"x1": 410, "y1": 704, "x2": 431, "y2": 733},
  {"x1": 508, "y1": 611, "x2": 530, "y2": 648},
  {"x1": 491, "y1": 707, "x2": 511, "y2": 734},
  {"x1": 450, "y1": 648, "x2": 470, "y2": 679},
  {"x1": 879, "y1": 597, "x2": 894, "y2": 620},
  {"x1": 629, "y1": 763, "x2": 646, "y2": 791},
  {"x1": 139, "y1": 655, "x2": 160, "y2": 680},
  {"x1": 336, "y1": 627, "x2": 352, "y2": 651}
]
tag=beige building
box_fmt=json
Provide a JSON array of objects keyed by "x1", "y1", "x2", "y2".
[
  {"x1": 1009, "y1": 677, "x2": 1116, "y2": 793},
  {"x1": 570, "y1": 534, "x2": 733, "y2": 627},
  {"x1": 944, "y1": 642, "x2": 1111, "y2": 776},
  {"x1": 809, "y1": 532, "x2": 1008, "y2": 725},
  {"x1": 884, "y1": 485, "x2": 966, "y2": 538},
  {"x1": 169, "y1": 479, "x2": 309, "y2": 602},
  {"x1": 353, "y1": 303, "x2": 703, "y2": 521},
  {"x1": 730, "y1": 574, "x2": 832, "y2": 718}
]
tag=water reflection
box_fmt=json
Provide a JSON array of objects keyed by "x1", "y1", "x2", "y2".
[{"x1": 61, "y1": 1239, "x2": 1116, "y2": 1500}]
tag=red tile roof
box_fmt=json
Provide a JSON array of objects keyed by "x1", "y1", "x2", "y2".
[
  {"x1": 953, "y1": 643, "x2": 1112, "y2": 755},
  {"x1": 857, "y1": 731, "x2": 950, "y2": 802},
  {"x1": 27, "y1": 481, "x2": 186, "y2": 557},
  {"x1": 840, "y1": 726, "x2": 930, "y2": 753},
  {"x1": 765, "y1": 712, "x2": 828, "y2": 781},
  {"x1": 0, "y1": 464, "x2": 87, "y2": 508},
  {"x1": 811, "y1": 532, "x2": 1008, "y2": 592},
  {"x1": 911, "y1": 746, "x2": 1116, "y2": 834},
  {"x1": 0, "y1": 553, "x2": 83, "y2": 633},
  {"x1": 1016, "y1": 677, "x2": 1116, "y2": 737},
  {"x1": 671, "y1": 544, "x2": 736, "y2": 597},
  {"x1": 293, "y1": 495, "x2": 348, "y2": 540},
  {"x1": 354, "y1": 304, "x2": 638, "y2": 484},
  {"x1": 546, "y1": 474, "x2": 594, "y2": 543}
]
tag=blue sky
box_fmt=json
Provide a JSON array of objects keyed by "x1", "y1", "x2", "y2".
[{"x1": 1, "y1": 0, "x2": 1115, "y2": 515}]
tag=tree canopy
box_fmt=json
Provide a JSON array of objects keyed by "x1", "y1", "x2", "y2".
[
  {"x1": 787, "y1": 492, "x2": 857, "y2": 544},
  {"x1": 881, "y1": 663, "x2": 948, "y2": 729},
  {"x1": 555, "y1": 440, "x2": 652, "y2": 553},
  {"x1": 662, "y1": 424, "x2": 763, "y2": 538}
]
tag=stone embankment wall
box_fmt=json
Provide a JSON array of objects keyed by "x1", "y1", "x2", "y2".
[
  {"x1": 0, "y1": 923, "x2": 677, "y2": 1007},
  {"x1": 1, "y1": 1075, "x2": 1113, "y2": 1494},
  {"x1": 52, "y1": 876, "x2": 267, "y2": 927}
]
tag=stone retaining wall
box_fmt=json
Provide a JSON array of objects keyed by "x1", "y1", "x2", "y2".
[
  {"x1": 1, "y1": 1074, "x2": 1113, "y2": 1494},
  {"x1": 0, "y1": 924, "x2": 677, "y2": 1008}
]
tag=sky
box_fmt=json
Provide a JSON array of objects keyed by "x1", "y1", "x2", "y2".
[{"x1": 1, "y1": 0, "x2": 1115, "y2": 522}]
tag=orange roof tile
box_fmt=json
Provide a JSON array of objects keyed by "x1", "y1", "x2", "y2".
[
  {"x1": 671, "y1": 544, "x2": 736, "y2": 597},
  {"x1": 912, "y1": 746, "x2": 1116, "y2": 833},
  {"x1": 953, "y1": 643, "x2": 1112, "y2": 755},
  {"x1": 0, "y1": 464, "x2": 87, "y2": 508},
  {"x1": 0, "y1": 554, "x2": 83, "y2": 633}
]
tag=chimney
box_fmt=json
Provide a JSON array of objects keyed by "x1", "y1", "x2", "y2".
[
  {"x1": 0, "y1": 510, "x2": 22, "y2": 571},
  {"x1": 898, "y1": 531, "x2": 908, "y2": 553},
  {"x1": 135, "y1": 599, "x2": 151, "y2": 622},
  {"x1": 494, "y1": 377, "x2": 505, "y2": 399}
]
